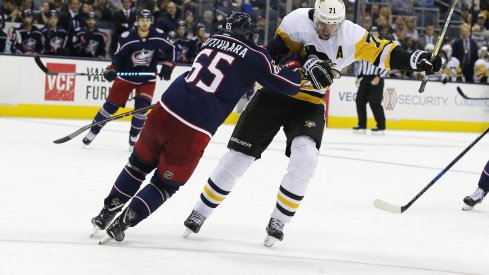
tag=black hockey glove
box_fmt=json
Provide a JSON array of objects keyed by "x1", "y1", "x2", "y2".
[
  {"x1": 410, "y1": 50, "x2": 442, "y2": 76},
  {"x1": 103, "y1": 66, "x2": 117, "y2": 82},
  {"x1": 159, "y1": 61, "x2": 175, "y2": 81},
  {"x1": 303, "y1": 57, "x2": 334, "y2": 90}
]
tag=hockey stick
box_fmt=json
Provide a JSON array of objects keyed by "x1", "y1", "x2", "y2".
[
  {"x1": 53, "y1": 104, "x2": 155, "y2": 144},
  {"x1": 374, "y1": 126, "x2": 489, "y2": 213},
  {"x1": 34, "y1": 56, "x2": 157, "y2": 77},
  {"x1": 456, "y1": 86, "x2": 489, "y2": 100},
  {"x1": 418, "y1": 0, "x2": 457, "y2": 93}
]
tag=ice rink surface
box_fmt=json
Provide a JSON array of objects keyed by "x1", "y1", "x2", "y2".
[{"x1": 0, "y1": 117, "x2": 488, "y2": 275}]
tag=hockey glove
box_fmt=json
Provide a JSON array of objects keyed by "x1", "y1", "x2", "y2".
[
  {"x1": 410, "y1": 50, "x2": 442, "y2": 76},
  {"x1": 303, "y1": 57, "x2": 334, "y2": 90},
  {"x1": 103, "y1": 66, "x2": 117, "y2": 82},
  {"x1": 159, "y1": 61, "x2": 175, "y2": 81}
]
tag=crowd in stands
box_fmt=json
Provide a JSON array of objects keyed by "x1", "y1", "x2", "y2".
[{"x1": 0, "y1": 0, "x2": 488, "y2": 83}]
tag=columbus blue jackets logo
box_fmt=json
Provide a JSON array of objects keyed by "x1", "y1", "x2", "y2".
[
  {"x1": 50, "y1": 37, "x2": 64, "y2": 49},
  {"x1": 22, "y1": 38, "x2": 36, "y2": 51},
  {"x1": 85, "y1": 40, "x2": 100, "y2": 54},
  {"x1": 131, "y1": 49, "x2": 154, "y2": 67}
]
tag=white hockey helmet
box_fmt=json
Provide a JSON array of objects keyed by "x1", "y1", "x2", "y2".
[
  {"x1": 314, "y1": 0, "x2": 346, "y2": 25},
  {"x1": 424, "y1": 43, "x2": 434, "y2": 52},
  {"x1": 441, "y1": 44, "x2": 452, "y2": 57},
  {"x1": 478, "y1": 46, "x2": 488, "y2": 59}
]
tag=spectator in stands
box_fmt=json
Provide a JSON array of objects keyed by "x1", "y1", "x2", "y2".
[
  {"x1": 41, "y1": 9, "x2": 68, "y2": 55},
  {"x1": 111, "y1": 0, "x2": 136, "y2": 54},
  {"x1": 201, "y1": 9, "x2": 215, "y2": 34},
  {"x1": 37, "y1": 1, "x2": 54, "y2": 24},
  {"x1": 0, "y1": 5, "x2": 5, "y2": 26},
  {"x1": 403, "y1": 37, "x2": 417, "y2": 52},
  {"x1": 404, "y1": 16, "x2": 418, "y2": 42},
  {"x1": 453, "y1": 24, "x2": 479, "y2": 82},
  {"x1": 379, "y1": 7, "x2": 391, "y2": 25},
  {"x1": 391, "y1": 15, "x2": 404, "y2": 30},
  {"x1": 77, "y1": 2, "x2": 94, "y2": 28},
  {"x1": 155, "y1": 1, "x2": 179, "y2": 33},
  {"x1": 9, "y1": 9, "x2": 44, "y2": 55},
  {"x1": 370, "y1": 4, "x2": 380, "y2": 26},
  {"x1": 60, "y1": 0, "x2": 82, "y2": 34},
  {"x1": 418, "y1": 24, "x2": 437, "y2": 50},
  {"x1": 256, "y1": 15, "x2": 266, "y2": 45},
  {"x1": 392, "y1": 27, "x2": 405, "y2": 46},
  {"x1": 359, "y1": 15, "x2": 372, "y2": 31},
  {"x1": 183, "y1": 9, "x2": 194, "y2": 31},
  {"x1": 392, "y1": 0, "x2": 413, "y2": 15},
  {"x1": 152, "y1": 0, "x2": 168, "y2": 18},
  {"x1": 2, "y1": 0, "x2": 21, "y2": 22},
  {"x1": 93, "y1": 0, "x2": 113, "y2": 22},
  {"x1": 471, "y1": 24, "x2": 487, "y2": 49},
  {"x1": 71, "y1": 11, "x2": 106, "y2": 59},
  {"x1": 476, "y1": 13, "x2": 488, "y2": 31}
]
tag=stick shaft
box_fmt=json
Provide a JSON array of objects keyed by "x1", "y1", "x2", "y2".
[{"x1": 418, "y1": 0, "x2": 457, "y2": 93}]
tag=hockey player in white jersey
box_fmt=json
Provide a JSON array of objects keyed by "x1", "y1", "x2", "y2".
[
  {"x1": 440, "y1": 44, "x2": 464, "y2": 83},
  {"x1": 473, "y1": 46, "x2": 489, "y2": 84},
  {"x1": 183, "y1": 0, "x2": 443, "y2": 247}
]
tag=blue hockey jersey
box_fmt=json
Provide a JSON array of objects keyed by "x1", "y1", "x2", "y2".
[
  {"x1": 160, "y1": 33, "x2": 301, "y2": 137},
  {"x1": 112, "y1": 27, "x2": 176, "y2": 83},
  {"x1": 72, "y1": 27, "x2": 106, "y2": 58},
  {"x1": 10, "y1": 25, "x2": 44, "y2": 54}
]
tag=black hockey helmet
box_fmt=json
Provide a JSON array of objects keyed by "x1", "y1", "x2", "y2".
[
  {"x1": 87, "y1": 11, "x2": 96, "y2": 19},
  {"x1": 22, "y1": 9, "x2": 33, "y2": 17},
  {"x1": 223, "y1": 12, "x2": 259, "y2": 43},
  {"x1": 193, "y1": 22, "x2": 205, "y2": 34},
  {"x1": 137, "y1": 9, "x2": 154, "y2": 22}
]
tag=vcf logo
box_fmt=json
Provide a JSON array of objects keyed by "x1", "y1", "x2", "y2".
[
  {"x1": 383, "y1": 87, "x2": 397, "y2": 111},
  {"x1": 44, "y1": 63, "x2": 76, "y2": 101}
]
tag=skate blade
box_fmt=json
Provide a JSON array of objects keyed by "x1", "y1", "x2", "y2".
[
  {"x1": 462, "y1": 203, "x2": 474, "y2": 211},
  {"x1": 183, "y1": 228, "x2": 194, "y2": 239},
  {"x1": 129, "y1": 145, "x2": 134, "y2": 152},
  {"x1": 98, "y1": 234, "x2": 113, "y2": 245},
  {"x1": 263, "y1": 236, "x2": 280, "y2": 247},
  {"x1": 90, "y1": 225, "x2": 101, "y2": 238}
]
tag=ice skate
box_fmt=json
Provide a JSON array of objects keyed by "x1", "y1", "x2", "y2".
[
  {"x1": 82, "y1": 130, "x2": 97, "y2": 147},
  {"x1": 352, "y1": 126, "x2": 366, "y2": 134},
  {"x1": 264, "y1": 218, "x2": 284, "y2": 247},
  {"x1": 183, "y1": 210, "x2": 206, "y2": 238},
  {"x1": 129, "y1": 135, "x2": 137, "y2": 152},
  {"x1": 90, "y1": 198, "x2": 123, "y2": 237},
  {"x1": 371, "y1": 127, "x2": 385, "y2": 135},
  {"x1": 462, "y1": 188, "x2": 487, "y2": 210},
  {"x1": 99, "y1": 208, "x2": 137, "y2": 245}
]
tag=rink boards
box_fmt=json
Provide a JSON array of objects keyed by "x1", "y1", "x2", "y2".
[{"x1": 0, "y1": 54, "x2": 488, "y2": 132}]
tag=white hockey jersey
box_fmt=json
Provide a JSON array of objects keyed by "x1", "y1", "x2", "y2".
[
  {"x1": 441, "y1": 56, "x2": 463, "y2": 82},
  {"x1": 276, "y1": 8, "x2": 397, "y2": 103},
  {"x1": 474, "y1": 58, "x2": 489, "y2": 83}
]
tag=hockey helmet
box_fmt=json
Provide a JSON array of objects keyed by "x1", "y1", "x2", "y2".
[
  {"x1": 479, "y1": 46, "x2": 489, "y2": 59},
  {"x1": 424, "y1": 43, "x2": 434, "y2": 52},
  {"x1": 22, "y1": 9, "x2": 33, "y2": 17},
  {"x1": 137, "y1": 9, "x2": 154, "y2": 22},
  {"x1": 47, "y1": 9, "x2": 59, "y2": 18},
  {"x1": 87, "y1": 11, "x2": 96, "y2": 19},
  {"x1": 223, "y1": 12, "x2": 259, "y2": 43},
  {"x1": 441, "y1": 44, "x2": 452, "y2": 57},
  {"x1": 314, "y1": 0, "x2": 345, "y2": 25}
]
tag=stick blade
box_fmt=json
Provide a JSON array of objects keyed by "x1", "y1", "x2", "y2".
[
  {"x1": 373, "y1": 199, "x2": 402, "y2": 214},
  {"x1": 53, "y1": 136, "x2": 72, "y2": 144}
]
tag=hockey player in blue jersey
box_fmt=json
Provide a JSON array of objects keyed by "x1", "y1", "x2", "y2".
[
  {"x1": 41, "y1": 10, "x2": 68, "y2": 56},
  {"x1": 71, "y1": 11, "x2": 106, "y2": 58},
  {"x1": 82, "y1": 9, "x2": 176, "y2": 150},
  {"x1": 462, "y1": 160, "x2": 489, "y2": 210},
  {"x1": 10, "y1": 9, "x2": 44, "y2": 55},
  {"x1": 92, "y1": 12, "x2": 330, "y2": 244}
]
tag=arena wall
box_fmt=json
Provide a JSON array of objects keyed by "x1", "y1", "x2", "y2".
[{"x1": 0, "y1": 54, "x2": 488, "y2": 132}]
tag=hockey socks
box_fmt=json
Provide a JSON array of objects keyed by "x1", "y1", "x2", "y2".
[
  {"x1": 129, "y1": 97, "x2": 150, "y2": 138},
  {"x1": 193, "y1": 150, "x2": 254, "y2": 218},
  {"x1": 90, "y1": 101, "x2": 119, "y2": 134},
  {"x1": 478, "y1": 160, "x2": 489, "y2": 191}
]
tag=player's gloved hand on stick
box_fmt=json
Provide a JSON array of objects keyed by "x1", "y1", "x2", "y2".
[
  {"x1": 159, "y1": 61, "x2": 175, "y2": 81},
  {"x1": 410, "y1": 50, "x2": 442, "y2": 76},
  {"x1": 103, "y1": 66, "x2": 117, "y2": 82},
  {"x1": 303, "y1": 57, "x2": 334, "y2": 90}
]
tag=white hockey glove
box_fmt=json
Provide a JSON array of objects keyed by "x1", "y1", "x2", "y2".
[
  {"x1": 303, "y1": 57, "x2": 334, "y2": 90},
  {"x1": 410, "y1": 50, "x2": 442, "y2": 76}
]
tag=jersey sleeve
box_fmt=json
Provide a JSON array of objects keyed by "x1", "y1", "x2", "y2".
[
  {"x1": 111, "y1": 31, "x2": 130, "y2": 69},
  {"x1": 274, "y1": 12, "x2": 303, "y2": 55},
  {"x1": 351, "y1": 23, "x2": 397, "y2": 69},
  {"x1": 155, "y1": 29, "x2": 176, "y2": 64},
  {"x1": 251, "y1": 47, "x2": 301, "y2": 95}
]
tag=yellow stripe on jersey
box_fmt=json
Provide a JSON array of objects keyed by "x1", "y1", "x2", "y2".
[
  {"x1": 204, "y1": 185, "x2": 225, "y2": 202},
  {"x1": 277, "y1": 194, "x2": 299, "y2": 209},
  {"x1": 290, "y1": 92, "x2": 324, "y2": 104},
  {"x1": 475, "y1": 64, "x2": 486, "y2": 77},
  {"x1": 276, "y1": 27, "x2": 303, "y2": 54},
  {"x1": 354, "y1": 32, "x2": 394, "y2": 67}
]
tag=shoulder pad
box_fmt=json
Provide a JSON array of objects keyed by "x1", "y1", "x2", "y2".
[{"x1": 121, "y1": 31, "x2": 130, "y2": 38}]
